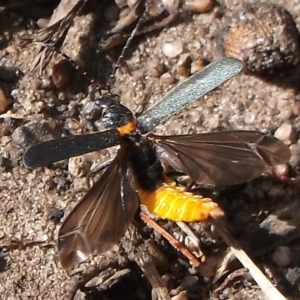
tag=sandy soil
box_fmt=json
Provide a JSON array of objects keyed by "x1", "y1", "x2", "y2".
[{"x1": 1, "y1": 0, "x2": 300, "y2": 299}]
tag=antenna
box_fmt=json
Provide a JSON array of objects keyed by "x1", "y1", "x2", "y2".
[{"x1": 106, "y1": 15, "x2": 145, "y2": 92}]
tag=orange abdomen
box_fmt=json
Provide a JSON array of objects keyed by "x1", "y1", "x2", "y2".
[{"x1": 138, "y1": 179, "x2": 220, "y2": 222}]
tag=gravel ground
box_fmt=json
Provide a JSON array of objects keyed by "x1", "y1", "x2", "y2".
[{"x1": 1, "y1": 0, "x2": 300, "y2": 299}]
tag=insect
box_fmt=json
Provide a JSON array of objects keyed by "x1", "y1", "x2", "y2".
[{"x1": 23, "y1": 57, "x2": 291, "y2": 269}]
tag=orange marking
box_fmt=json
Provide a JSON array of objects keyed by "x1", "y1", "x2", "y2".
[
  {"x1": 117, "y1": 120, "x2": 137, "y2": 136},
  {"x1": 138, "y1": 177, "x2": 221, "y2": 222}
]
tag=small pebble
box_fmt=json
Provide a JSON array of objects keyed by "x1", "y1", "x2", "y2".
[
  {"x1": 176, "y1": 54, "x2": 192, "y2": 77},
  {"x1": 68, "y1": 155, "x2": 91, "y2": 177},
  {"x1": 0, "y1": 88, "x2": 11, "y2": 114},
  {"x1": 82, "y1": 100, "x2": 102, "y2": 119},
  {"x1": 36, "y1": 101, "x2": 46, "y2": 111},
  {"x1": 1, "y1": 117, "x2": 21, "y2": 136},
  {"x1": 244, "y1": 111, "x2": 255, "y2": 124},
  {"x1": 290, "y1": 143, "x2": 300, "y2": 169},
  {"x1": 148, "y1": 58, "x2": 165, "y2": 77},
  {"x1": 272, "y1": 246, "x2": 293, "y2": 267},
  {"x1": 11, "y1": 120, "x2": 60, "y2": 148},
  {"x1": 286, "y1": 267, "x2": 300, "y2": 285},
  {"x1": 162, "y1": 40, "x2": 183, "y2": 58},
  {"x1": 274, "y1": 123, "x2": 293, "y2": 142},
  {"x1": 39, "y1": 75, "x2": 52, "y2": 89},
  {"x1": 47, "y1": 207, "x2": 64, "y2": 224},
  {"x1": 36, "y1": 18, "x2": 49, "y2": 28},
  {"x1": 161, "y1": 0, "x2": 181, "y2": 13},
  {"x1": 273, "y1": 163, "x2": 289, "y2": 176},
  {"x1": 0, "y1": 66, "x2": 21, "y2": 82},
  {"x1": 65, "y1": 119, "x2": 81, "y2": 132},
  {"x1": 220, "y1": 3, "x2": 300, "y2": 75},
  {"x1": 50, "y1": 59, "x2": 74, "y2": 90},
  {"x1": 5, "y1": 45, "x2": 21, "y2": 55},
  {"x1": 127, "y1": 0, "x2": 139, "y2": 8},
  {"x1": 160, "y1": 72, "x2": 175, "y2": 84},
  {"x1": 148, "y1": 0, "x2": 167, "y2": 17},
  {"x1": 171, "y1": 291, "x2": 188, "y2": 300},
  {"x1": 185, "y1": 0, "x2": 216, "y2": 14},
  {"x1": 190, "y1": 58, "x2": 205, "y2": 74},
  {"x1": 115, "y1": 0, "x2": 127, "y2": 8},
  {"x1": 207, "y1": 115, "x2": 220, "y2": 128}
]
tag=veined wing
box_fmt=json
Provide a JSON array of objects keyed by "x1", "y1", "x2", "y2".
[
  {"x1": 152, "y1": 131, "x2": 291, "y2": 186},
  {"x1": 58, "y1": 150, "x2": 139, "y2": 269}
]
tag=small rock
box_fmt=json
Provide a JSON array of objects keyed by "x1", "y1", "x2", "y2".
[
  {"x1": 177, "y1": 54, "x2": 192, "y2": 77},
  {"x1": 127, "y1": 0, "x2": 139, "y2": 8},
  {"x1": 290, "y1": 143, "x2": 300, "y2": 170},
  {"x1": 0, "y1": 117, "x2": 22, "y2": 137},
  {"x1": 162, "y1": 40, "x2": 183, "y2": 58},
  {"x1": 115, "y1": 0, "x2": 127, "y2": 8},
  {"x1": 207, "y1": 115, "x2": 220, "y2": 128},
  {"x1": 11, "y1": 120, "x2": 60, "y2": 149},
  {"x1": 160, "y1": 72, "x2": 175, "y2": 84},
  {"x1": 5, "y1": 45, "x2": 21, "y2": 56},
  {"x1": 244, "y1": 111, "x2": 255, "y2": 124},
  {"x1": 171, "y1": 291, "x2": 188, "y2": 300},
  {"x1": 39, "y1": 75, "x2": 52, "y2": 89},
  {"x1": 274, "y1": 123, "x2": 294, "y2": 142},
  {"x1": 148, "y1": 58, "x2": 165, "y2": 77},
  {"x1": 36, "y1": 18, "x2": 49, "y2": 28},
  {"x1": 68, "y1": 155, "x2": 91, "y2": 177},
  {"x1": 190, "y1": 58, "x2": 205, "y2": 74},
  {"x1": 0, "y1": 66, "x2": 22, "y2": 81},
  {"x1": 0, "y1": 88, "x2": 11, "y2": 114},
  {"x1": 185, "y1": 0, "x2": 216, "y2": 14},
  {"x1": 47, "y1": 207, "x2": 64, "y2": 224},
  {"x1": 50, "y1": 59, "x2": 74, "y2": 90},
  {"x1": 286, "y1": 266, "x2": 300, "y2": 285},
  {"x1": 53, "y1": 176, "x2": 70, "y2": 189},
  {"x1": 82, "y1": 100, "x2": 102, "y2": 120},
  {"x1": 162, "y1": 0, "x2": 180, "y2": 14},
  {"x1": 220, "y1": 3, "x2": 300, "y2": 75},
  {"x1": 273, "y1": 163, "x2": 289, "y2": 176},
  {"x1": 272, "y1": 246, "x2": 293, "y2": 267}
]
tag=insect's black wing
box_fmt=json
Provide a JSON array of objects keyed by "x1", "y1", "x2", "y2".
[
  {"x1": 137, "y1": 58, "x2": 244, "y2": 134},
  {"x1": 152, "y1": 131, "x2": 291, "y2": 186},
  {"x1": 58, "y1": 150, "x2": 139, "y2": 270},
  {"x1": 23, "y1": 129, "x2": 121, "y2": 169}
]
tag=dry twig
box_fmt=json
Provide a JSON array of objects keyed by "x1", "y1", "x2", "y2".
[
  {"x1": 140, "y1": 211, "x2": 202, "y2": 267},
  {"x1": 210, "y1": 211, "x2": 287, "y2": 300}
]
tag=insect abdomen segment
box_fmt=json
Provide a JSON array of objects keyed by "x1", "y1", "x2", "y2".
[{"x1": 138, "y1": 179, "x2": 220, "y2": 222}]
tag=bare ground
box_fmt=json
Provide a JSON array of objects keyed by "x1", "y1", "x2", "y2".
[{"x1": 1, "y1": 0, "x2": 300, "y2": 299}]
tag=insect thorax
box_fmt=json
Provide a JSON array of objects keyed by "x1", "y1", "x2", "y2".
[
  {"x1": 95, "y1": 96, "x2": 134, "y2": 130},
  {"x1": 125, "y1": 133, "x2": 165, "y2": 191}
]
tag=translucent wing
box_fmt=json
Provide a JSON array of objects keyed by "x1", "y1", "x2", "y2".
[
  {"x1": 58, "y1": 151, "x2": 139, "y2": 269},
  {"x1": 152, "y1": 131, "x2": 291, "y2": 186}
]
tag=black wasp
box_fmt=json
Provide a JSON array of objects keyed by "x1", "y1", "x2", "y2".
[{"x1": 23, "y1": 58, "x2": 290, "y2": 269}]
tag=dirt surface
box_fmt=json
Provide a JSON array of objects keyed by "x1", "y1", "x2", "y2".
[{"x1": 1, "y1": 0, "x2": 300, "y2": 299}]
